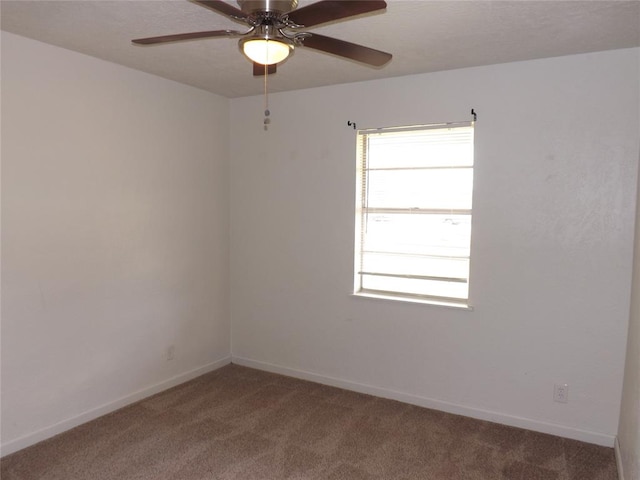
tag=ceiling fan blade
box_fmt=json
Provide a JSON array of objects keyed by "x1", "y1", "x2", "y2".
[
  {"x1": 302, "y1": 33, "x2": 391, "y2": 66},
  {"x1": 287, "y1": 0, "x2": 386, "y2": 28},
  {"x1": 192, "y1": 0, "x2": 249, "y2": 22},
  {"x1": 132, "y1": 29, "x2": 243, "y2": 45},
  {"x1": 253, "y1": 63, "x2": 277, "y2": 76}
]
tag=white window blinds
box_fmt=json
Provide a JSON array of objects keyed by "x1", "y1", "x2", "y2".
[{"x1": 354, "y1": 122, "x2": 475, "y2": 306}]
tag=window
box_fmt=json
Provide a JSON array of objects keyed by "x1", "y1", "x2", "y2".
[{"x1": 354, "y1": 122, "x2": 475, "y2": 307}]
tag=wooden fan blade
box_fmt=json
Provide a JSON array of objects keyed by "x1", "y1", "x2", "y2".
[
  {"x1": 253, "y1": 63, "x2": 277, "y2": 76},
  {"x1": 287, "y1": 0, "x2": 386, "y2": 28},
  {"x1": 132, "y1": 29, "x2": 242, "y2": 45},
  {"x1": 302, "y1": 33, "x2": 391, "y2": 66},
  {"x1": 192, "y1": 0, "x2": 249, "y2": 22}
]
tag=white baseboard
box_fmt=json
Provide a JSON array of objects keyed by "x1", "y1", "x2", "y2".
[
  {"x1": 231, "y1": 355, "x2": 616, "y2": 448},
  {"x1": 1, "y1": 356, "x2": 231, "y2": 457},
  {"x1": 615, "y1": 437, "x2": 625, "y2": 480}
]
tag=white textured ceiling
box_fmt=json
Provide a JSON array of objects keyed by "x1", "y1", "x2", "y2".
[{"x1": 2, "y1": 0, "x2": 639, "y2": 98}]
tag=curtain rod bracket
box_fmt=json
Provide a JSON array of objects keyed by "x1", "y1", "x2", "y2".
[
  {"x1": 347, "y1": 120, "x2": 357, "y2": 130},
  {"x1": 471, "y1": 109, "x2": 477, "y2": 121}
]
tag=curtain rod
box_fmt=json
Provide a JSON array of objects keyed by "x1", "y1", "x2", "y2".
[{"x1": 347, "y1": 108, "x2": 477, "y2": 132}]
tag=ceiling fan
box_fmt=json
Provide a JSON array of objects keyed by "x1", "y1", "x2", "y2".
[{"x1": 132, "y1": 0, "x2": 392, "y2": 76}]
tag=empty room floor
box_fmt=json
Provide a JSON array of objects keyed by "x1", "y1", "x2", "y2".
[{"x1": 1, "y1": 364, "x2": 618, "y2": 479}]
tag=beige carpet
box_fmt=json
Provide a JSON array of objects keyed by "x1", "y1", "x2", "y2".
[{"x1": 1, "y1": 364, "x2": 618, "y2": 479}]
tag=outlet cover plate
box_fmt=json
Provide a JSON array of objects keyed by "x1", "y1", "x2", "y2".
[{"x1": 554, "y1": 383, "x2": 568, "y2": 403}]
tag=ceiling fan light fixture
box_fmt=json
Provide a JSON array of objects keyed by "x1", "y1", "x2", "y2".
[{"x1": 241, "y1": 38, "x2": 293, "y2": 65}]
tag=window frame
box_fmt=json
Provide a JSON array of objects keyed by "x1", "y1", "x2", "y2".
[{"x1": 353, "y1": 121, "x2": 475, "y2": 308}]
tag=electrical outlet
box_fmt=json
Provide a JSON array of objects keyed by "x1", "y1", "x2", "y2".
[
  {"x1": 166, "y1": 345, "x2": 175, "y2": 361},
  {"x1": 554, "y1": 383, "x2": 568, "y2": 403}
]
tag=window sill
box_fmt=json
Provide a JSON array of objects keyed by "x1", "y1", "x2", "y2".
[{"x1": 350, "y1": 292, "x2": 474, "y2": 311}]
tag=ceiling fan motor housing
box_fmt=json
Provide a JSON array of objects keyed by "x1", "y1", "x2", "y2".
[{"x1": 237, "y1": 0, "x2": 298, "y2": 15}]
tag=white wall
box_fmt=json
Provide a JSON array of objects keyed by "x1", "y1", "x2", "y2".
[
  {"x1": 1, "y1": 32, "x2": 231, "y2": 454},
  {"x1": 618, "y1": 146, "x2": 640, "y2": 479},
  {"x1": 230, "y1": 48, "x2": 639, "y2": 446}
]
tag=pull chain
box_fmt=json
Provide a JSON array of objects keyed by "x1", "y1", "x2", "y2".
[{"x1": 263, "y1": 63, "x2": 270, "y2": 130}]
